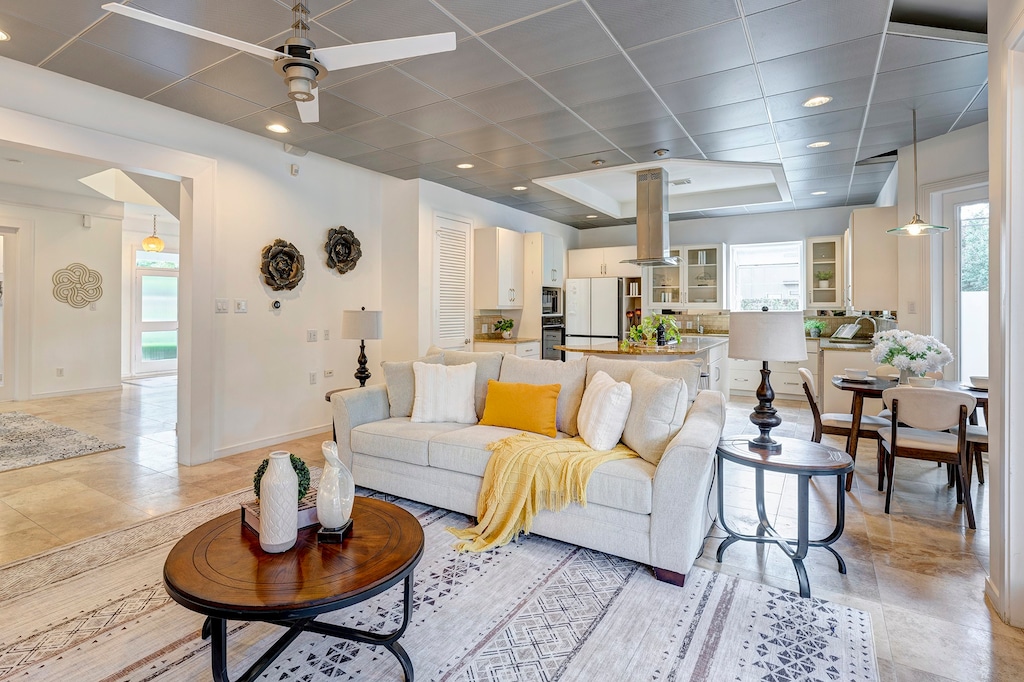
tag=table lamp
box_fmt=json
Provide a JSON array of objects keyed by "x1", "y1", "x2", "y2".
[
  {"x1": 729, "y1": 307, "x2": 807, "y2": 450},
  {"x1": 341, "y1": 307, "x2": 383, "y2": 387}
]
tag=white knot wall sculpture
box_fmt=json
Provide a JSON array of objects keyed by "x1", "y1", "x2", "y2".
[{"x1": 53, "y1": 263, "x2": 103, "y2": 308}]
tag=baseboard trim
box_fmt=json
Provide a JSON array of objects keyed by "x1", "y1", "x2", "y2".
[
  {"x1": 214, "y1": 423, "x2": 333, "y2": 459},
  {"x1": 28, "y1": 384, "x2": 123, "y2": 399}
]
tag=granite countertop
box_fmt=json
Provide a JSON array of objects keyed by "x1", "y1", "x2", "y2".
[
  {"x1": 473, "y1": 337, "x2": 540, "y2": 344},
  {"x1": 555, "y1": 336, "x2": 728, "y2": 355},
  {"x1": 818, "y1": 338, "x2": 875, "y2": 352}
]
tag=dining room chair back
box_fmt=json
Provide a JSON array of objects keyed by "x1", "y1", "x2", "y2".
[{"x1": 881, "y1": 387, "x2": 978, "y2": 528}]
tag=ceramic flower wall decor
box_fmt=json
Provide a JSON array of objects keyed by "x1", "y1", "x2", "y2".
[
  {"x1": 324, "y1": 225, "x2": 361, "y2": 275},
  {"x1": 260, "y1": 239, "x2": 305, "y2": 291}
]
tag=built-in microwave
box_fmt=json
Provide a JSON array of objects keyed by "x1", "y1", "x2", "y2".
[{"x1": 542, "y1": 287, "x2": 561, "y2": 315}]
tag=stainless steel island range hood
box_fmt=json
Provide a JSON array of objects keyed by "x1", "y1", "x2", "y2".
[{"x1": 620, "y1": 168, "x2": 679, "y2": 267}]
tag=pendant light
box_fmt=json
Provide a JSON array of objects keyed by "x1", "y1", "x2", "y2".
[
  {"x1": 887, "y1": 109, "x2": 948, "y2": 236},
  {"x1": 142, "y1": 214, "x2": 165, "y2": 252}
]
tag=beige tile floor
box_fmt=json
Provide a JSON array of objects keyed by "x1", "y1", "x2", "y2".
[{"x1": 0, "y1": 379, "x2": 1021, "y2": 681}]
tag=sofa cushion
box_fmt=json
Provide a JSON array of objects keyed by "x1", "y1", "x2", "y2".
[
  {"x1": 427, "y1": 427, "x2": 654, "y2": 514},
  {"x1": 621, "y1": 368, "x2": 689, "y2": 465},
  {"x1": 441, "y1": 350, "x2": 504, "y2": 420},
  {"x1": 577, "y1": 370, "x2": 632, "y2": 451},
  {"x1": 585, "y1": 356, "x2": 702, "y2": 401},
  {"x1": 381, "y1": 354, "x2": 442, "y2": 418},
  {"x1": 352, "y1": 417, "x2": 469, "y2": 466},
  {"x1": 498, "y1": 354, "x2": 587, "y2": 436},
  {"x1": 479, "y1": 380, "x2": 560, "y2": 437},
  {"x1": 411, "y1": 362, "x2": 478, "y2": 424}
]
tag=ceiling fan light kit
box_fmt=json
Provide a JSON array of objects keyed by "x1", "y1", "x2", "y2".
[{"x1": 888, "y1": 109, "x2": 949, "y2": 236}]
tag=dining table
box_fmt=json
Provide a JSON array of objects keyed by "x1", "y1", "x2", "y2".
[{"x1": 830, "y1": 376, "x2": 989, "y2": 491}]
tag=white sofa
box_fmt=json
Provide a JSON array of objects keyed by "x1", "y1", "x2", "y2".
[{"x1": 330, "y1": 351, "x2": 726, "y2": 586}]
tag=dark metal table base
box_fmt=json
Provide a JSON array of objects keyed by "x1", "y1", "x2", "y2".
[
  {"x1": 716, "y1": 461, "x2": 848, "y2": 598},
  {"x1": 200, "y1": 573, "x2": 415, "y2": 682}
]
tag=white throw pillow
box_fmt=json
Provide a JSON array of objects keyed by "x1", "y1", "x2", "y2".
[
  {"x1": 577, "y1": 370, "x2": 632, "y2": 451},
  {"x1": 411, "y1": 361, "x2": 478, "y2": 424},
  {"x1": 622, "y1": 367, "x2": 689, "y2": 465}
]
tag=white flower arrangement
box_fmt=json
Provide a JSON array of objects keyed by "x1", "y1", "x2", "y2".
[{"x1": 870, "y1": 329, "x2": 953, "y2": 374}]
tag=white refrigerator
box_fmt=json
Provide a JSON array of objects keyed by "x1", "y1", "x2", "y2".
[{"x1": 565, "y1": 278, "x2": 624, "y2": 351}]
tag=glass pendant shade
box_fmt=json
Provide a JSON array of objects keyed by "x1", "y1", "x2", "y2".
[
  {"x1": 142, "y1": 215, "x2": 165, "y2": 252},
  {"x1": 890, "y1": 110, "x2": 949, "y2": 236}
]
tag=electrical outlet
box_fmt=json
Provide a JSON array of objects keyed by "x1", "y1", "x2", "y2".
[
  {"x1": 324, "y1": 369, "x2": 335, "y2": 378},
  {"x1": 686, "y1": 321, "x2": 693, "y2": 329},
  {"x1": 234, "y1": 299, "x2": 247, "y2": 313},
  {"x1": 56, "y1": 368, "x2": 64, "y2": 377},
  {"x1": 309, "y1": 372, "x2": 317, "y2": 385},
  {"x1": 89, "y1": 302, "x2": 97, "y2": 311},
  {"x1": 481, "y1": 323, "x2": 488, "y2": 334},
  {"x1": 907, "y1": 301, "x2": 917, "y2": 314},
  {"x1": 215, "y1": 298, "x2": 229, "y2": 313},
  {"x1": 323, "y1": 329, "x2": 330, "y2": 341},
  {"x1": 306, "y1": 329, "x2": 317, "y2": 342}
]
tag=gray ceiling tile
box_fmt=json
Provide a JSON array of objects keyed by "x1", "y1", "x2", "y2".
[
  {"x1": 0, "y1": 11, "x2": 72, "y2": 65},
  {"x1": 343, "y1": 150, "x2": 417, "y2": 173},
  {"x1": 559, "y1": 150, "x2": 634, "y2": 171},
  {"x1": 865, "y1": 86, "x2": 978, "y2": 129},
  {"x1": 954, "y1": 109, "x2": 988, "y2": 130},
  {"x1": 303, "y1": 90, "x2": 379, "y2": 131},
  {"x1": 505, "y1": 159, "x2": 578, "y2": 179},
  {"x1": 600, "y1": 118, "x2": 686, "y2": 149},
  {"x1": 193, "y1": 53, "x2": 291, "y2": 108},
  {"x1": 572, "y1": 90, "x2": 670, "y2": 130},
  {"x1": 490, "y1": 195, "x2": 531, "y2": 207},
  {"x1": 700, "y1": 207, "x2": 752, "y2": 217},
  {"x1": 481, "y1": 3, "x2": 618, "y2": 76},
  {"x1": 746, "y1": 0, "x2": 889, "y2": 62},
  {"x1": 784, "y1": 163, "x2": 857, "y2": 181},
  {"x1": 399, "y1": 38, "x2": 521, "y2": 97},
  {"x1": 773, "y1": 107, "x2": 866, "y2": 142},
  {"x1": 391, "y1": 100, "x2": 489, "y2": 137},
  {"x1": 477, "y1": 144, "x2": 554, "y2": 167},
  {"x1": 435, "y1": 156, "x2": 505, "y2": 177},
  {"x1": 501, "y1": 109, "x2": 592, "y2": 143},
  {"x1": 331, "y1": 69, "x2": 446, "y2": 116},
  {"x1": 742, "y1": 1, "x2": 797, "y2": 15},
  {"x1": 226, "y1": 109, "x2": 327, "y2": 144},
  {"x1": 435, "y1": 0, "x2": 569, "y2": 33},
  {"x1": 852, "y1": 166, "x2": 895, "y2": 182},
  {"x1": 789, "y1": 177, "x2": 853, "y2": 193},
  {"x1": 534, "y1": 55, "x2": 649, "y2": 107},
  {"x1": 766, "y1": 77, "x2": 873, "y2": 122},
  {"x1": 879, "y1": 34, "x2": 987, "y2": 73},
  {"x1": 468, "y1": 168, "x2": 532, "y2": 188},
  {"x1": 316, "y1": 0, "x2": 469, "y2": 43},
  {"x1": 130, "y1": 0, "x2": 292, "y2": 45},
  {"x1": 627, "y1": 20, "x2": 752, "y2": 86},
  {"x1": 706, "y1": 144, "x2": 781, "y2": 163},
  {"x1": 871, "y1": 52, "x2": 988, "y2": 104},
  {"x1": 859, "y1": 114, "x2": 960, "y2": 150},
  {"x1": 621, "y1": 138, "x2": 702, "y2": 161},
  {"x1": 759, "y1": 35, "x2": 884, "y2": 97},
  {"x1": 441, "y1": 126, "x2": 527, "y2": 153},
  {"x1": 4, "y1": 0, "x2": 113, "y2": 38},
  {"x1": 588, "y1": 0, "x2": 739, "y2": 50},
  {"x1": 692, "y1": 124, "x2": 777, "y2": 153},
  {"x1": 782, "y1": 148, "x2": 857, "y2": 169},
  {"x1": 777, "y1": 130, "x2": 862, "y2": 157},
  {"x1": 968, "y1": 84, "x2": 987, "y2": 111},
  {"x1": 846, "y1": 192, "x2": 879, "y2": 205},
  {"x1": 675, "y1": 99, "x2": 769, "y2": 136},
  {"x1": 462, "y1": 185, "x2": 509, "y2": 200},
  {"x1": 434, "y1": 176, "x2": 484, "y2": 191},
  {"x1": 390, "y1": 139, "x2": 468, "y2": 164},
  {"x1": 82, "y1": 12, "x2": 235, "y2": 77},
  {"x1": 150, "y1": 79, "x2": 263, "y2": 123},
  {"x1": 656, "y1": 66, "x2": 762, "y2": 114},
  {"x1": 456, "y1": 79, "x2": 562, "y2": 122},
  {"x1": 534, "y1": 131, "x2": 619, "y2": 158},
  {"x1": 43, "y1": 40, "x2": 183, "y2": 99},
  {"x1": 299, "y1": 133, "x2": 378, "y2": 160},
  {"x1": 338, "y1": 118, "x2": 431, "y2": 148}
]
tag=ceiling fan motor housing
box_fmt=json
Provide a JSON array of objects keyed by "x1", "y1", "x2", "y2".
[{"x1": 274, "y1": 36, "x2": 321, "y2": 102}]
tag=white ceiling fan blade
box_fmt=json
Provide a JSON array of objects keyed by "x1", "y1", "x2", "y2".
[
  {"x1": 101, "y1": 3, "x2": 284, "y2": 61},
  {"x1": 312, "y1": 32, "x2": 456, "y2": 71},
  {"x1": 296, "y1": 90, "x2": 320, "y2": 124}
]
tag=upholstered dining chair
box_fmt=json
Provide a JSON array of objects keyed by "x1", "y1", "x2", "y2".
[
  {"x1": 874, "y1": 367, "x2": 943, "y2": 422},
  {"x1": 880, "y1": 387, "x2": 978, "y2": 529},
  {"x1": 952, "y1": 423, "x2": 988, "y2": 484}
]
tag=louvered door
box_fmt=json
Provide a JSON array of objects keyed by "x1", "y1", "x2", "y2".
[{"x1": 433, "y1": 215, "x2": 471, "y2": 350}]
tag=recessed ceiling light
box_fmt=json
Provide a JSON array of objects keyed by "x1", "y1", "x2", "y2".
[
  {"x1": 591, "y1": 159, "x2": 605, "y2": 166},
  {"x1": 806, "y1": 140, "x2": 830, "y2": 148},
  {"x1": 512, "y1": 185, "x2": 528, "y2": 191},
  {"x1": 586, "y1": 215, "x2": 598, "y2": 219},
  {"x1": 811, "y1": 191, "x2": 828, "y2": 196},
  {"x1": 456, "y1": 163, "x2": 474, "y2": 169},
  {"x1": 265, "y1": 123, "x2": 290, "y2": 134},
  {"x1": 653, "y1": 149, "x2": 669, "y2": 157},
  {"x1": 802, "y1": 95, "x2": 833, "y2": 108},
  {"x1": 0, "y1": 31, "x2": 10, "y2": 42}
]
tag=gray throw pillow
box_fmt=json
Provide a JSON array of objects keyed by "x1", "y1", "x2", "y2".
[
  {"x1": 382, "y1": 354, "x2": 442, "y2": 417},
  {"x1": 441, "y1": 350, "x2": 504, "y2": 419},
  {"x1": 498, "y1": 354, "x2": 587, "y2": 436},
  {"x1": 621, "y1": 367, "x2": 689, "y2": 465},
  {"x1": 585, "y1": 356, "x2": 701, "y2": 402}
]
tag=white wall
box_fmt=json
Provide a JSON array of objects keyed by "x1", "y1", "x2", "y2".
[{"x1": 875, "y1": 166, "x2": 898, "y2": 207}]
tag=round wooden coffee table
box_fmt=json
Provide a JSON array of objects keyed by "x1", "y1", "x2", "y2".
[
  {"x1": 715, "y1": 436, "x2": 853, "y2": 599},
  {"x1": 164, "y1": 496, "x2": 424, "y2": 682}
]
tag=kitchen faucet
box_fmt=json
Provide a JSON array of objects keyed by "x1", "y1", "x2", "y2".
[
  {"x1": 696, "y1": 314, "x2": 704, "y2": 334},
  {"x1": 854, "y1": 315, "x2": 877, "y2": 339}
]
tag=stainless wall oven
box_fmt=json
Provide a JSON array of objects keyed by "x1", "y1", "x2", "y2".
[
  {"x1": 542, "y1": 287, "x2": 560, "y2": 316},
  {"x1": 542, "y1": 323, "x2": 564, "y2": 361}
]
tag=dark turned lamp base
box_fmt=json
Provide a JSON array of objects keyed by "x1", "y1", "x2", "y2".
[
  {"x1": 749, "y1": 361, "x2": 782, "y2": 451},
  {"x1": 353, "y1": 339, "x2": 371, "y2": 388}
]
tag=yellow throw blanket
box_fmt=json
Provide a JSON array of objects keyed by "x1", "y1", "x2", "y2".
[{"x1": 449, "y1": 432, "x2": 638, "y2": 552}]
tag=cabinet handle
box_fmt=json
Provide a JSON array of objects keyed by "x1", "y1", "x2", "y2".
[
  {"x1": 714, "y1": 367, "x2": 720, "y2": 381},
  {"x1": 735, "y1": 378, "x2": 749, "y2": 383},
  {"x1": 512, "y1": 288, "x2": 516, "y2": 302},
  {"x1": 783, "y1": 381, "x2": 800, "y2": 386}
]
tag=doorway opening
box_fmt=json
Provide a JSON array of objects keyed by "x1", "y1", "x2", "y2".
[{"x1": 132, "y1": 248, "x2": 179, "y2": 376}]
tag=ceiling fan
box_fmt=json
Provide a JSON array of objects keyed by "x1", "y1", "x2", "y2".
[{"x1": 101, "y1": 2, "x2": 456, "y2": 124}]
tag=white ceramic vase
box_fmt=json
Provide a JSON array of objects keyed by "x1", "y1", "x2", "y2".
[
  {"x1": 502, "y1": 330, "x2": 512, "y2": 339},
  {"x1": 259, "y1": 451, "x2": 298, "y2": 553},
  {"x1": 317, "y1": 441, "x2": 355, "y2": 530}
]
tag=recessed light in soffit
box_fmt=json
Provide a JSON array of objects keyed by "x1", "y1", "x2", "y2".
[
  {"x1": 811, "y1": 191, "x2": 828, "y2": 196},
  {"x1": 456, "y1": 163, "x2": 474, "y2": 169},
  {"x1": 266, "y1": 123, "x2": 290, "y2": 134},
  {"x1": 802, "y1": 95, "x2": 832, "y2": 107},
  {"x1": 0, "y1": 30, "x2": 10, "y2": 42},
  {"x1": 806, "y1": 141, "x2": 830, "y2": 148}
]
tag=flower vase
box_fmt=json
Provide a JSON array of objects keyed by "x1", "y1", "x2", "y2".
[
  {"x1": 898, "y1": 368, "x2": 911, "y2": 384},
  {"x1": 501, "y1": 330, "x2": 512, "y2": 339},
  {"x1": 259, "y1": 451, "x2": 298, "y2": 553},
  {"x1": 317, "y1": 441, "x2": 355, "y2": 531}
]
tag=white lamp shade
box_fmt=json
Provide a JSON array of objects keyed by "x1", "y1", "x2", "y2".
[
  {"x1": 341, "y1": 309, "x2": 382, "y2": 340},
  {"x1": 728, "y1": 310, "x2": 807, "y2": 362}
]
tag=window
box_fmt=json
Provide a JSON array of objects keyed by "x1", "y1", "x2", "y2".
[{"x1": 729, "y1": 241, "x2": 803, "y2": 311}]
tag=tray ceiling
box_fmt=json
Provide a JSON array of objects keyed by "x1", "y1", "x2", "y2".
[{"x1": 0, "y1": 0, "x2": 988, "y2": 228}]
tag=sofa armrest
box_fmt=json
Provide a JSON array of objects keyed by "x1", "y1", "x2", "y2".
[
  {"x1": 331, "y1": 385, "x2": 390, "y2": 470},
  {"x1": 649, "y1": 389, "x2": 726, "y2": 576}
]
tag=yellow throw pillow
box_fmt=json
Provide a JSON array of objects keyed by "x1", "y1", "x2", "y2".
[{"x1": 479, "y1": 380, "x2": 561, "y2": 438}]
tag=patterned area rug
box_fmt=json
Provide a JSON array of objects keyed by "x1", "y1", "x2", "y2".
[
  {"x1": 0, "y1": 489, "x2": 878, "y2": 682},
  {"x1": 0, "y1": 412, "x2": 124, "y2": 473}
]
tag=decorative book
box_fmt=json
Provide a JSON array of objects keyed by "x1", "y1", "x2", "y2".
[{"x1": 241, "y1": 491, "x2": 319, "y2": 535}]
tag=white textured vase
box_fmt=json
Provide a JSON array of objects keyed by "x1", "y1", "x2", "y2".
[
  {"x1": 898, "y1": 368, "x2": 912, "y2": 384},
  {"x1": 317, "y1": 441, "x2": 355, "y2": 530},
  {"x1": 259, "y1": 451, "x2": 298, "y2": 553}
]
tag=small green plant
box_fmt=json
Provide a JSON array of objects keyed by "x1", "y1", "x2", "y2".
[
  {"x1": 253, "y1": 453, "x2": 311, "y2": 501},
  {"x1": 627, "y1": 314, "x2": 683, "y2": 344},
  {"x1": 804, "y1": 319, "x2": 827, "y2": 334},
  {"x1": 816, "y1": 269, "x2": 834, "y2": 281},
  {"x1": 494, "y1": 318, "x2": 514, "y2": 332}
]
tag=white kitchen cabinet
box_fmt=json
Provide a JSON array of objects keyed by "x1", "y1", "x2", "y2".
[
  {"x1": 474, "y1": 226, "x2": 524, "y2": 309},
  {"x1": 542, "y1": 233, "x2": 564, "y2": 286},
  {"x1": 682, "y1": 243, "x2": 725, "y2": 310},
  {"x1": 706, "y1": 341, "x2": 729, "y2": 399},
  {"x1": 846, "y1": 206, "x2": 898, "y2": 311},
  {"x1": 473, "y1": 340, "x2": 541, "y2": 359},
  {"x1": 646, "y1": 249, "x2": 683, "y2": 309},
  {"x1": 821, "y1": 349, "x2": 882, "y2": 415},
  {"x1": 567, "y1": 246, "x2": 640, "y2": 278},
  {"x1": 729, "y1": 340, "x2": 818, "y2": 400},
  {"x1": 806, "y1": 236, "x2": 844, "y2": 310},
  {"x1": 521, "y1": 232, "x2": 564, "y2": 338}
]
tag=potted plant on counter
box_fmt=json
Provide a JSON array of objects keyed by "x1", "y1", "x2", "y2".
[
  {"x1": 624, "y1": 314, "x2": 683, "y2": 347},
  {"x1": 816, "y1": 269, "x2": 834, "y2": 289},
  {"x1": 804, "y1": 319, "x2": 827, "y2": 338},
  {"x1": 495, "y1": 318, "x2": 515, "y2": 339}
]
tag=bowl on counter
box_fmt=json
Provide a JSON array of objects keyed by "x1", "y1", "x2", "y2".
[
  {"x1": 909, "y1": 376, "x2": 937, "y2": 388},
  {"x1": 969, "y1": 376, "x2": 989, "y2": 389},
  {"x1": 844, "y1": 368, "x2": 869, "y2": 380}
]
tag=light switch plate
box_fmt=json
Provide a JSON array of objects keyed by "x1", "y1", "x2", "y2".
[
  {"x1": 307, "y1": 329, "x2": 317, "y2": 342},
  {"x1": 323, "y1": 329, "x2": 330, "y2": 341},
  {"x1": 234, "y1": 299, "x2": 247, "y2": 313},
  {"x1": 216, "y1": 298, "x2": 229, "y2": 313}
]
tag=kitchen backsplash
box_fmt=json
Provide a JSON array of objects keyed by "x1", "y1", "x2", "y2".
[{"x1": 662, "y1": 311, "x2": 894, "y2": 340}]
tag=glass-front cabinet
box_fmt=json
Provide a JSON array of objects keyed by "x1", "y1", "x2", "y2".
[
  {"x1": 806, "y1": 236, "x2": 844, "y2": 310},
  {"x1": 682, "y1": 243, "x2": 725, "y2": 310},
  {"x1": 646, "y1": 248, "x2": 682, "y2": 309}
]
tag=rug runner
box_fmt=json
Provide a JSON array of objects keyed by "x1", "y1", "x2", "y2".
[
  {"x1": 0, "y1": 412, "x2": 124, "y2": 473},
  {"x1": 0, "y1": 488, "x2": 878, "y2": 681}
]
